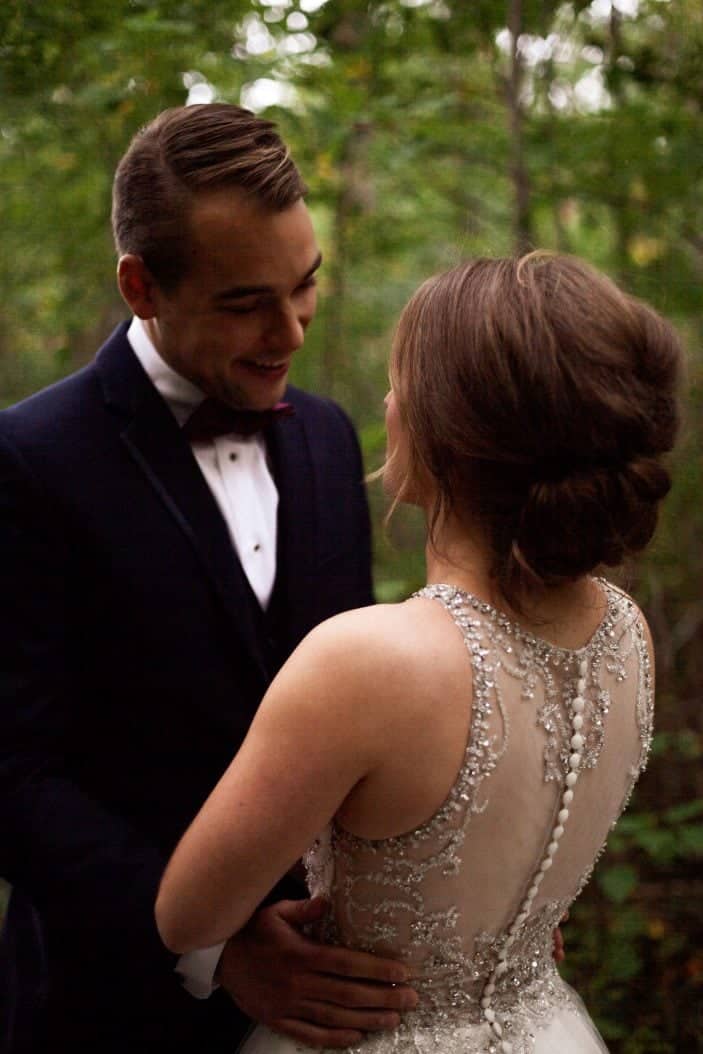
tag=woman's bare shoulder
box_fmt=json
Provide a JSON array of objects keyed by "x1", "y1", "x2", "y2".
[
  {"x1": 299, "y1": 596, "x2": 455, "y2": 678},
  {"x1": 273, "y1": 597, "x2": 468, "y2": 738}
]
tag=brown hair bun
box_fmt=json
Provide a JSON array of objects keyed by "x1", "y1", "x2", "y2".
[
  {"x1": 512, "y1": 456, "x2": 673, "y2": 588},
  {"x1": 390, "y1": 253, "x2": 683, "y2": 605}
]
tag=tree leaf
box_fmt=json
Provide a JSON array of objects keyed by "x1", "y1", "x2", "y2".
[{"x1": 598, "y1": 864, "x2": 638, "y2": 904}]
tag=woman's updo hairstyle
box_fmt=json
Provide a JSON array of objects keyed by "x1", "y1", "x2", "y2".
[{"x1": 390, "y1": 252, "x2": 682, "y2": 605}]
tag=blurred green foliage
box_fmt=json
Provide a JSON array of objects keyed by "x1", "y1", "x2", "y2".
[{"x1": 1, "y1": 1, "x2": 701, "y2": 1049}]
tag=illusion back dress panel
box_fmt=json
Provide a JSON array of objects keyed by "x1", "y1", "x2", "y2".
[{"x1": 300, "y1": 580, "x2": 653, "y2": 1054}]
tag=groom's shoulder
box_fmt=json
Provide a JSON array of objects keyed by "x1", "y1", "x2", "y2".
[
  {"x1": 2, "y1": 361, "x2": 97, "y2": 416},
  {"x1": 0, "y1": 323, "x2": 130, "y2": 445},
  {"x1": 286, "y1": 384, "x2": 357, "y2": 434},
  {"x1": 0, "y1": 363, "x2": 101, "y2": 462}
]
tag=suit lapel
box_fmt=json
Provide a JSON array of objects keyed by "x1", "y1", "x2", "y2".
[
  {"x1": 96, "y1": 324, "x2": 269, "y2": 682},
  {"x1": 268, "y1": 406, "x2": 318, "y2": 650}
]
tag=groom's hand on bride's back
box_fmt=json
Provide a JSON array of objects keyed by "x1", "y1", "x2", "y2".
[{"x1": 217, "y1": 897, "x2": 419, "y2": 1048}]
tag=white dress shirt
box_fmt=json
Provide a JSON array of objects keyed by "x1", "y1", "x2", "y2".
[
  {"x1": 128, "y1": 316, "x2": 279, "y2": 996},
  {"x1": 128, "y1": 316, "x2": 278, "y2": 609}
]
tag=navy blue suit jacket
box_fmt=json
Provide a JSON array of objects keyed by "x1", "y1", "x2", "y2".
[{"x1": 0, "y1": 323, "x2": 374, "y2": 1052}]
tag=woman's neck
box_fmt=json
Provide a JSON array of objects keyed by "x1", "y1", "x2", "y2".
[
  {"x1": 424, "y1": 515, "x2": 496, "y2": 599},
  {"x1": 423, "y1": 514, "x2": 604, "y2": 640}
]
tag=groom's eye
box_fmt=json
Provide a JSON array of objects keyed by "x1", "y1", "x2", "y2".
[{"x1": 222, "y1": 300, "x2": 260, "y2": 315}]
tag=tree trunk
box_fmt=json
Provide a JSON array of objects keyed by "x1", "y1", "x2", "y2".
[
  {"x1": 321, "y1": 122, "x2": 373, "y2": 400},
  {"x1": 607, "y1": 6, "x2": 631, "y2": 282},
  {"x1": 322, "y1": 177, "x2": 350, "y2": 399},
  {"x1": 506, "y1": 0, "x2": 532, "y2": 252}
]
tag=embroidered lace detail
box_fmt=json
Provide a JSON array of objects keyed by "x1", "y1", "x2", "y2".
[{"x1": 302, "y1": 579, "x2": 651, "y2": 1053}]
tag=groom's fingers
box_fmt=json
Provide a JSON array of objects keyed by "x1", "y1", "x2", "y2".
[
  {"x1": 276, "y1": 895, "x2": 328, "y2": 923},
  {"x1": 274, "y1": 898, "x2": 415, "y2": 990},
  {"x1": 312, "y1": 943, "x2": 411, "y2": 985},
  {"x1": 278, "y1": 904, "x2": 411, "y2": 982},
  {"x1": 302, "y1": 974, "x2": 417, "y2": 1012}
]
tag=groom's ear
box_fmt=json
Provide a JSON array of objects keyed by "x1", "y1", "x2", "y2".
[{"x1": 117, "y1": 255, "x2": 160, "y2": 319}]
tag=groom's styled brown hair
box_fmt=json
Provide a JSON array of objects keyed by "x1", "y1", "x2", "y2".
[
  {"x1": 389, "y1": 253, "x2": 682, "y2": 606},
  {"x1": 111, "y1": 103, "x2": 307, "y2": 291}
]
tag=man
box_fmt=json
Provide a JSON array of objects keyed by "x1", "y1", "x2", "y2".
[{"x1": 0, "y1": 104, "x2": 415, "y2": 1053}]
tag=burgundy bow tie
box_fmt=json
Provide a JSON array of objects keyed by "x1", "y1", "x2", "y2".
[{"x1": 182, "y1": 399, "x2": 295, "y2": 441}]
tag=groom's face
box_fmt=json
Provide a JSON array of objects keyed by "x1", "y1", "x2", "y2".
[{"x1": 146, "y1": 189, "x2": 321, "y2": 410}]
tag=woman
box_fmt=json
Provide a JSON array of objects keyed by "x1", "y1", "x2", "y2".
[{"x1": 156, "y1": 253, "x2": 681, "y2": 1053}]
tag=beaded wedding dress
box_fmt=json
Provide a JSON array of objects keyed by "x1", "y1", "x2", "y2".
[{"x1": 241, "y1": 580, "x2": 652, "y2": 1054}]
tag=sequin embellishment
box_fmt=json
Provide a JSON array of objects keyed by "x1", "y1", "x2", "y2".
[{"x1": 302, "y1": 579, "x2": 653, "y2": 1054}]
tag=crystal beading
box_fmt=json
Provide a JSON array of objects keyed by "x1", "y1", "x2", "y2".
[
  {"x1": 478, "y1": 651, "x2": 592, "y2": 1049},
  {"x1": 300, "y1": 579, "x2": 654, "y2": 1054}
]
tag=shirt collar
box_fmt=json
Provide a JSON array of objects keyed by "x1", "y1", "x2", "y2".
[{"x1": 127, "y1": 316, "x2": 204, "y2": 425}]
